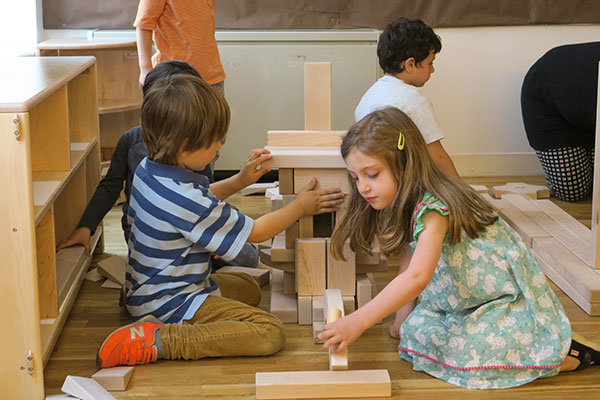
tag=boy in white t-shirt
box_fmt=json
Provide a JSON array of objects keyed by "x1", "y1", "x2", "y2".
[{"x1": 355, "y1": 17, "x2": 458, "y2": 177}]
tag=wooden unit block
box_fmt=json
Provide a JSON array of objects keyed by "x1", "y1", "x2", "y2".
[
  {"x1": 241, "y1": 182, "x2": 278, "y2": 196},
  {"x1": 259, "y1": 248, "x2": 295, "y2": 272},
  {"x1": 270, "y1": 269, "x2": 298, "y2": 323},
  {"x1": 283, "y1": 271, "x2": 296, "y2": 295},
  {"x1": 264, "y1": 147, "x2": 346, "y2": 169},
  {"x1": 502, "y1": 194, "x2": 543, "y2": 214},
  {"x1": 296, "y1": 239, "x2": 326, "y2": 296},
  {"x1": 97, "y1": 255, "x2": 126, "y2": 285},
  {"x1": 356, "y1": 257, "x2": 389, "y2": 274},
  {"x1": 498, "y1": 203, "x2": 551, "y2": 247},
  {"x1": 267, "y1": 130, "x2": 345, "y2": 147},
  {"x1": 304, "y1": 62, "x2": 332, "y2": 131},
  {"x1": 92, "y1": 366, "x2": 134, "y2": 391},
  {"x1": 293, "y1": 168, "x2": 350, "y2": 195},
  {"x1": 278, "y1": 168, "x2": 294, "y2": 194},
  {"x1": 356, "y1": 250, "x2": 379, "y2": 265},
  {"x1": 271, "y1": 233, "x2": 295, "y2": 262},
  {"x1": 326, "y1": 307, "x2": 348, "y2": 371},
  {"x1": 326, "y1": 238, "x2": 356, "y2": 295},
  {"x1": 313, "y1": 321, "x2": 324, "y2": 344},
  {"x1": 534, "y1": 199, "x2": 592, "y2": 244},
  {"x1": 61, "y1": 375, "x2": 116, "y2": 400},
  {"x1": 343, "y1": 296, "x2": 356, "y2": 314},
  {"x1": 217, "y1": 266, "x2": 270, "y2": 287},
  {"x1": 532, "y1": 237, "x2": 600, "y2": 302},
  {"x1": 271, "y1": 198, "x2": 283, "y2": 211},
  {"x1": 533, "y1": 252, "x2": 600, "y2": 315},
  {"x1": 85, "y1": 268, "x2": 105, "y2": 282},
  {"x1": 255, "y1": 369, "x2": 391, "y2": 399},
  {"x1": 470, "y1": 184, "x2": 488, "y2": 194},
  {"x1": 101, "y1": 279, "x2": 122, "y2": 289},
  {"x1": 480, "y1": 193, "x2": 507, "y2": 209},
  {"x1": 298, "y1": 216, "x2": 314, "y2": 238},
  {"x1": 312, "y1": 296, "x2": 324, "y2": 322},
  {"x1": 323, "y1": 289, "x2": 345, "y2": 319},
  {"x1": 298, "y1": 296, "x2": 313, "y2": 325},
  {"x1": 266, "y1": 187, "x2": 282, "y2": 201},
  {"x1": 36, "y1": 209, "x2": 58, "y2": 319},
  {"x1": 356, "y1": 274, "x2": 374, "y2": 308},
  {"x1": 492, "y1": 182, "x2": 550, "y2": 199},
  {"x1": 285, "y1": 222, "x2": 299, "y2": 249},
  {"x1": 56, "y1": 245, "x2": 88, "y2": 308}
]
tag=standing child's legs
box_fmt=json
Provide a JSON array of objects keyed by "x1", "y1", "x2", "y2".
[{"x1": 389, "y1": 244, "x2": 416, "y2": 339}]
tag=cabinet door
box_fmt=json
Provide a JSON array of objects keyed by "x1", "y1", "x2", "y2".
[{"x1": 0, "y1": 113, "x2": 44, "y2": 399}]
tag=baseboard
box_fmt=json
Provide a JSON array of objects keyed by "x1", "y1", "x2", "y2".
[{"x1": 452, "y1": 152, "x2": 543, "y2": 177}]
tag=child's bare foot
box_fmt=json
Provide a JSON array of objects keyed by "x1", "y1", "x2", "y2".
[{"x1": 389, "y1": 324, "x2": 400, "y2": 339}]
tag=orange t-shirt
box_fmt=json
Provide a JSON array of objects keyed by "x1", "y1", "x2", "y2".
[{"x1": 134, "y1": 0, "x2": 226, "y2": 85}]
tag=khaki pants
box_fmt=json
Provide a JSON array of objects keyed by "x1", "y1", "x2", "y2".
[{"x1": 160, "y1": 271, "x2": 285, "y2": 359}]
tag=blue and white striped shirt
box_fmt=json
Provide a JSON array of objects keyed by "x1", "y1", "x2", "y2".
[{"x1": 124, "y1": 158, "x2": 254, "y2": 323}]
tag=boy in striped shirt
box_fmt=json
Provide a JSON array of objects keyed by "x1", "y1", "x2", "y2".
[{"x1": 97, "y1": 74, "x2": 344, "y2": 367}]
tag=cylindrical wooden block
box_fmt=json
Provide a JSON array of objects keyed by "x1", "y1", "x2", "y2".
[{"x1": 326, "y1": 307, "x2": 342, "y2": 324}]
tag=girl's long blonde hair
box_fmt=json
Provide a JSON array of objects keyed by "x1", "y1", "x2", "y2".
[{"x1": 331, "y1": 107, "x2": 497, "y2": 260}]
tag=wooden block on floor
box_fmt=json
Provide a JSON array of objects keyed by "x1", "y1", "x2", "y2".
[
  {"x1": 259, "y1": 248, "x2": 295, "y2": 272},
  {"x1": 498, "y1": 203, "x2": 551, "y2": 247},
  {"x1": 313, "y1": 321, "x2": 324, "y2": 343},
  {"x1": 326, "y1": 238, "x2": 356, "y2": 295},
  {"x1": 271, "y1": 233, "x2": 295, "y2": 262},
  {"x1": 97, "y1": 255, "x2": 126, "y2": 285},
  {"x1": 298, "y1": 216, "x2": 314, "y2": 238},
  {"x1": 255, "y1": 369, "x2": 391, "y2": 399},
  {"x1": 270, "y1": 269, "x2": 298, "y2": 323},
  {"x1": 241, "y1": 182, "x2": 278, "y2": 196},
  {"x1": 298, "y1": 296, "x2": 312, "y2": 325},
  {"x1": 532, "y1": 237, "x2": 600, "y2": 303},
  {"x1": 278, "y1": 168, "x2": 294, "y2": 195},
  {"x1": 312, "y1": 296, "x2": 324, "y2": 322},
  {"x1": 267, "y1": 130, "x2": 345, "y2": 147},
  {"x1": 217, "y1": 266, "x2": 270, "y2": 287},
  {"x1": 101, "y1": 279, "x2": 122, "y2": 289},
  {"x1": 356, "y1": 273, "x2": 373, "y2": 308},
  {"x1": 470, "y1": 184, "x2": 488, "y2": 194},
  {"x1": 533, "y1": 252, "x2": 600, "y2": 315},
  {"x1": 85, "y1": 268, "x2": 104, "y2": 282},
  {"x1": 326, "y1": 307, "x2": 348, "y2": 371},
  {"x1": 92, "y1": 366, "x2": 134, "y2": 391},
  {"x1": 533, "y1": 199, "x2": 592, "y2": 245},
  {"x1": 492, "y1": 182, "x2": 550, "y2": 199},
  {"x1": 61, "y1": 375, "x2": 116, "y2": 400},
  {"x1": 305, "y1": 62, "x2": 332, "y2": 131},
  {"x1": 343, "y1": 296, "x2": 356, "y2": 314},
  {"x1": 502, "y1": 193, "x2": 542, "y2": 213},
  {"x1": 283, "y1": 271, "x2": 296, "y2": 295},
  {"x1": 296, "y1": 239, "x2": 326, "y2": 296}
]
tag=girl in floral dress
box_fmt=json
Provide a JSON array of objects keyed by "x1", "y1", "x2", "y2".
[{"x1": 319, "y1": 107, "x2": 600, "y2": 389}]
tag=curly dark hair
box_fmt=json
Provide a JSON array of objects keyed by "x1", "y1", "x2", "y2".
[{"x1": 377, "y1": 17, "x2": 442, "y2": 75}]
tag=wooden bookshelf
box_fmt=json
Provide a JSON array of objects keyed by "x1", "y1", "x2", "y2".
[{"x1": 0, "y1": 56, "x2": 102, "y2": 399}]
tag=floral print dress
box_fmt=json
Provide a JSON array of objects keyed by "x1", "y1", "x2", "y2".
[{"x1": 398, "y1": 193, "x2": 571, "y2": 389}]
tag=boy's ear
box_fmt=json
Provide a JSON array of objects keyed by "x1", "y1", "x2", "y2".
[
  {"x1": 403, "y1": 57, "x2": 416, "y2": 73},
  {"x1": 178, "y1": 139, "x2": 189, "y2": 155}
]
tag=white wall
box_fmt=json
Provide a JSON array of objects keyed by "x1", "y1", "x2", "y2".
[{"x1": 420, "y1": 24, "x2": 600, "y2": 176}]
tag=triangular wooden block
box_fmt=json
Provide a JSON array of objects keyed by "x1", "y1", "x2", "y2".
[
  {"x1": 62, "y1": 375, "x2": 116, "y2": 400},
  {"x1": 101, "y1": 279, "x2": 122, "y2": 289},
  {"x1": 85, "y1": 268, "x2": 104, "y2": 282},
  {"x1": 492, "y1": 182, "x2": 550, "y2": 199},
  {"x1": 97, "y1": 255, "x2": 126, "y2": 285},
  {"x1": 92, "y1": 366, "x2": 134, "y2": 391}
]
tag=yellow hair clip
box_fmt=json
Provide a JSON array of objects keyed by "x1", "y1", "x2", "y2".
[{"x1": 397, "y1": 132, "x2": 405, "y2": 150}]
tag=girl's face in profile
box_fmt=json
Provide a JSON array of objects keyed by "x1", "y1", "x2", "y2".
[{"x1": 345, "y1": 149, "x2": 397, "y2": 210}]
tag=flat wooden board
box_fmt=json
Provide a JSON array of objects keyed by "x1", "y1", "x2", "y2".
[
  {"x1": 492, "y1": 182, "x2": 550, "y2": 199},
  {"x1": 267, "y1": 130, "x2": 345, "y2": 147}
]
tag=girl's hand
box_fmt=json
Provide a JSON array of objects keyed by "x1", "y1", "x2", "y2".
[
  {"x1": 236, "y1": 149, "x2": 272, "y2": 188},
  {"x1": 318, "y1": 313, "x2": 365, "y2": 353},
  {"x1": 294, "y1": 178, "x2": 345, "y2": 216},
  {"x1": 56, "y1": 227, "x2": 92, "y2": 255}
]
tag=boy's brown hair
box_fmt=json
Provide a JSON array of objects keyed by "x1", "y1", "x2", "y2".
[
  {"x1": 141, "y1": 74, "x2": 230, "y2": 165},
  {"x1": 331, "y1": 107, "x2": 497, "y2": 260}
]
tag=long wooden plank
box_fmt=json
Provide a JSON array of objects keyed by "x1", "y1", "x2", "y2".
[
  {"x1": 498, "y1": 203, "x2": 551, "y2": 247},
  {"x1": 256, "y1": 370, "x2": 390, "y2": 399},
  {"x1": 533, "y1": 252, "x2": 600, "y2": 315},
  {"x1": 304, "y1": 62, "x2": 332, "y2": 131},
  {"x1": 267, "y1": 130, "x2": 345, "y2": 147},
  {"x1": 532, "y1": 237, "x2": 600, "y2": 302},
  {"x1": 264, "y1": 147, "x2": 345, "y2": 169}
]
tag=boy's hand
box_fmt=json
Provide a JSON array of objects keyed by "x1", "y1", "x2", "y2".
[
  {"x1": 294, "y1": 178, "x2": 345, "y2": 216},
  {"x1": 56, "y1": 227, "x2": 92, "y2": 256},
  {"x1": 236, "y1": 148, "x2": 272, "y2": 188},
  {"x1": 318, "y1": 313, "x2": 364, "y2": 353}
]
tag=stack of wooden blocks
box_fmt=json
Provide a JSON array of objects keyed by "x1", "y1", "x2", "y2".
[
  {"x1": 259, "y1": 62, "x2": 387, "y2": 336},
  {"x1": 483, "y1": 190, "x2": 600, "y2": 315}
]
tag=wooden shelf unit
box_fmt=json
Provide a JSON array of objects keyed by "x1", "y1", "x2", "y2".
[
  {"x1": 0, "y1": 57, "x2": 102, "y2": 400},
  {"x1": 38, "y1": 36, "x2": 142, "y2": 161}
]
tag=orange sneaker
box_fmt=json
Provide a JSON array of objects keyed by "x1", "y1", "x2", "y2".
[{"x1": 96, "y1": 315, "x2": 164, "y2": 368}]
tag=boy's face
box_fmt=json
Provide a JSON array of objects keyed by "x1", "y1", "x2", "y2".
[
  {"x1": 345, "y1": 149, "x2": 397, "y2": 210},
  {"x1": 405, "y1": 50, "x2": 436, "y2": 87},
  {"x1": 177, "y1": 139, "x2": 222, "y2": 172}
]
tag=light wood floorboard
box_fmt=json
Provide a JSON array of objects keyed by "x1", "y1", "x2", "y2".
[{"x1": 43, "y1": 176, "x2": 600, "y2": 399}]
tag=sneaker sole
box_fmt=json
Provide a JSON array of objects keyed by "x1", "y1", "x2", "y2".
[{"x1": 96, "y1": 314, "x2": 163, "y2": 368}]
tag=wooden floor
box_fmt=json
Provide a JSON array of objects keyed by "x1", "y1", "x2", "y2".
[{"x1": 43, "y1": 176, "x2": 600, "y2": 399}]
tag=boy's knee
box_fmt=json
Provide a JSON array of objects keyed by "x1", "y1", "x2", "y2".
[{"x1": 256, "y1": 316, "x2": 286, "y2": 355}]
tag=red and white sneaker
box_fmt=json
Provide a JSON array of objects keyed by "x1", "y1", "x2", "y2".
[{"x1": 96, "y1": 315, "x2": 164, "y2": 368}]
